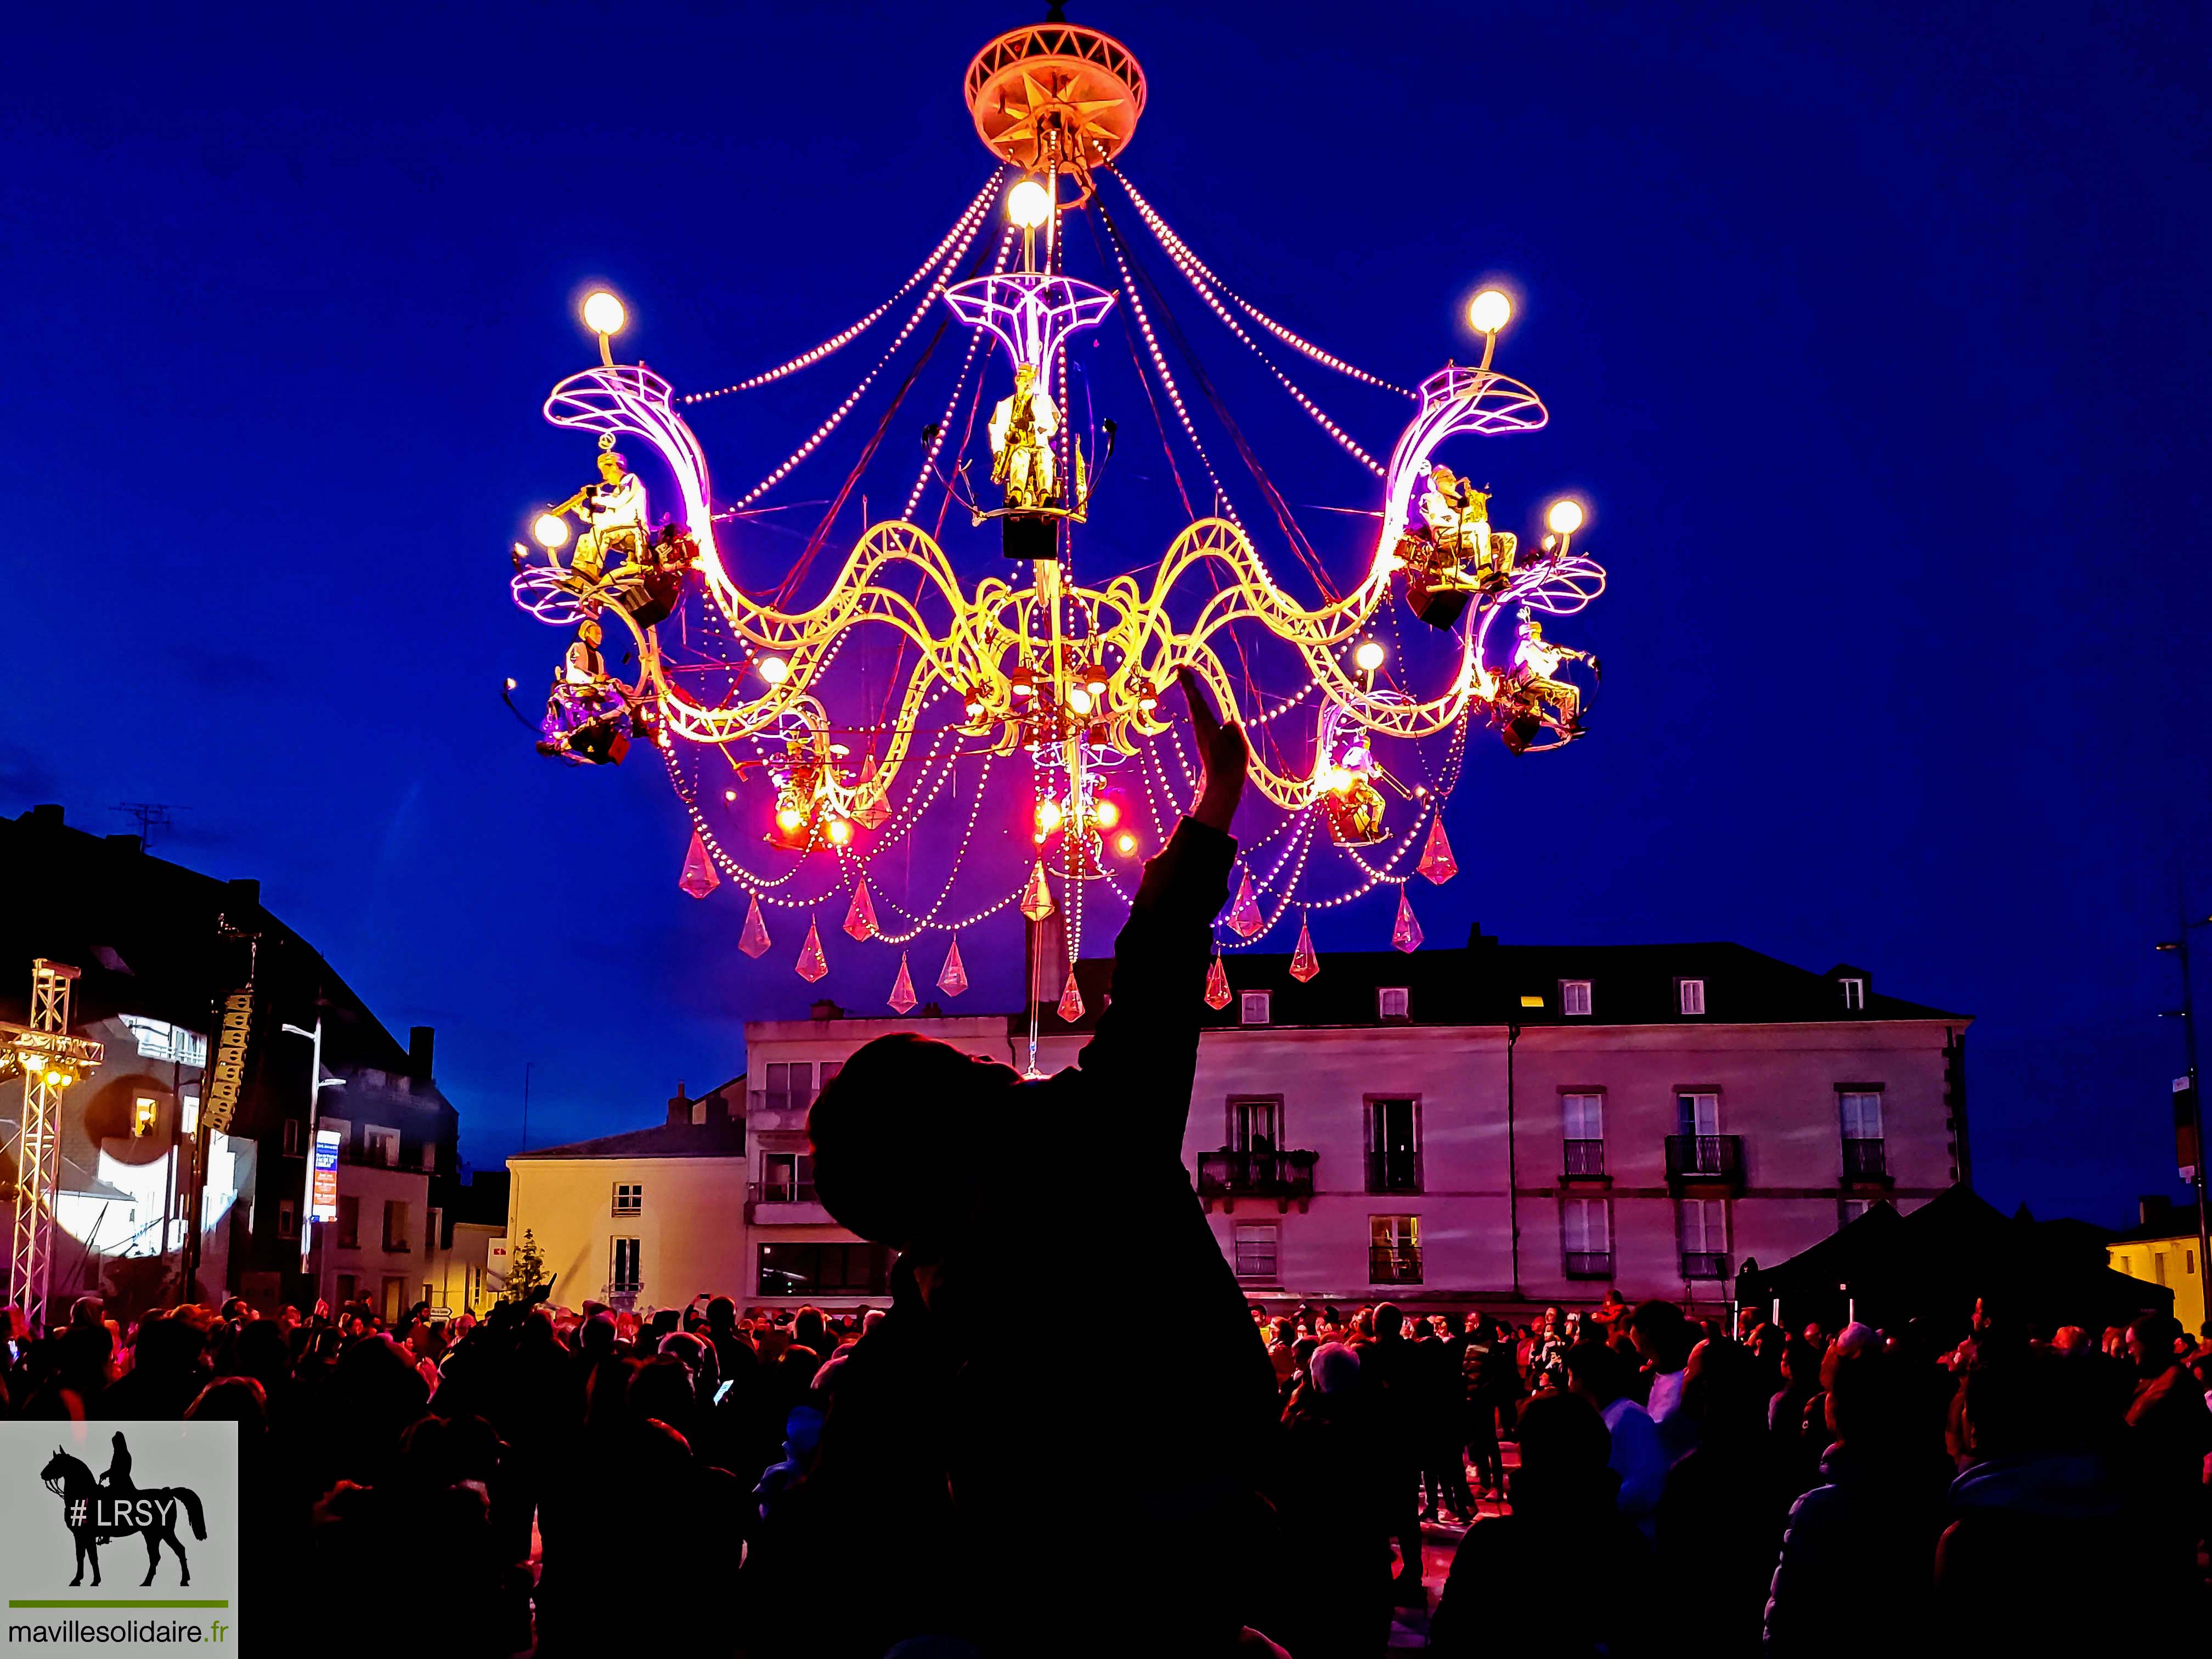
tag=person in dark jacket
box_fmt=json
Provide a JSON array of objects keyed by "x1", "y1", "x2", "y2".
[
  {"x1": 1933, "y1": 1348, "x2": 2187, "y2": 1647},
  {"x1": 799, "y1": 669, "x2": 1280, "y2": 1657},
  {"x1": 1267, "y1": 1342, "x2": 1395, "y2": 1657},
  {"x1": 1428, "y1": 1391, "x2": 1651, "y2": 1656},
  {"x1": 1762, "y1": 1346, "x2": 1952, "y2": 1656},
  {"x1": 1654, "y1": 1336, "x2": 1785, "y2": 1654}
]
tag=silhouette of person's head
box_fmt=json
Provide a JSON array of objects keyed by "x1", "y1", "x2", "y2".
[{"x1": 809, "y1": 1034, "x2": 1023, "y2": 1251}]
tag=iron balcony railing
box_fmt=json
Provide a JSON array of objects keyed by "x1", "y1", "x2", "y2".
[
  {"x1": 1666, "y1": 1135, "x2": 1744, "y2": 1181},
  {"x1": 1565, "y1": 1250, "x2": 1613, "y2": 1279},
  {"x1": 1369, "y1": 1245, "x2": 1423, "y2": 1285},
  {"x1": 1680, "y1": 1251, "x2": 1731, "y2": 1280},
  {"x1": 1562, "y1": 1138, "x2": 1606, "y2": 1177},
  {"x1": 1195, "y1": 1148, "x2": 1317, "y2": 1201},
  {"x1": 1842, "y1": 1138, "x2": 1888, "y2": 1180}
]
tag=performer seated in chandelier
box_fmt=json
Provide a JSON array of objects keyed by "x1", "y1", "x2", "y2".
[
  {"x1": 1421, "y1": 465, "x2": 1514, "y2": 588},
  {"x1": 556, "y1": 446, "x2": 648, "y2": 584},
  {"x1": 766, "y1": 667, "x2": 1279, "y2": 1657},
  {"x1": 987, "y1": 360, "x2": 1060, "y2": 510},
  {"x1": 1510, "y1": 609, "x2": 1600, "y2": 735},
  {"x1": 543, "y1": 617, "x2": 608, "y2": 724}
]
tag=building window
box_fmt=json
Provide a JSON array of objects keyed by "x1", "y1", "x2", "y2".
[
  {"x1": 611, "y1": 1237, "x2": 642, "y2": 1294},
  {"x1": 765, "y1": 1062, "x2": 814, "y2": 1115},
  {"x1": 1679, "y1": 1198, "x2": 1729, "y2": 1278},
  {"x1": 1841, "y1": 977, "x2": 1866, "y2": 1011},
  {"x1": 1678, "y1": 1092, "x2": 1720, "y2": 1137},
  {"x1": 133, "y1": 1096, "x2": 160, "y2": 1139},
  {"x1": 1677, "y1": 979, "x2": 1707, "y2": 1016},
  {"x1": 1563, "y1": 1197, "x2": 1610, "y2": 1276},
  {"x1": 1562, "y1": 1092, "x2": 1605, "y2": 1175},
  {"x1": 1240, "y1": 990, "x2": 1272, "y2": 1026},
  {"x1": 1843, "y1": 1199, "x2": 1874, "y2": 1223},
  {"x1": 1368, "y1": 1097, "x2": 1420, "y2": 1193},
  {"x1": 419, "y1": 1141, "x2": 436, "y2": 1173},
  {"x1": 1377, "y1": 986, "x2": 1410, "y2": 1022},
  {"x1": 336, "y1": 1273, "x2": 358, "y2": 1310},
  {"x1": 1233, "y1": 1223, "x2": 1280, "y2": 1281},
  {"x1": 1561, "y1": 980, "x2": 1593, "y2": 1017},
  {"x1": 761, "y1": 1152, "x2": 815, "y2": 1203},
  {"x1": 819, "y1": 1061, "x2": 843, "y2": 1088},
  {"x1": 276, "y1": 1199, "x2": 297, "y2": 1240},
  {"x1": 426, "y1": 1207, "x2": 442, "y2": 1255},
  {"x1": 1229, "y1": 1097, "x2": 1280, "y2": 1152},
  {"x1": 1369, "y1": 1215, "x2": 1421, "y2": 1284},
  {"x1": 383, "y1": 1200, "x2": 411, "y2": 1252},
  {"x1": 336, "y1": 1196, "x2": 360, "y2": 1250},
  {"x1": 613, "y1": 1182, "x2": 644, "y2": 1216},
  {"x1": 1840, "y1": 1091, "x2": 1885, "y2": 1177},
  {"x1": 362, "y1": 1125, "x2": 400, "y2": 1167},
  {"x1": 757, "y1": 1240, "x2": 890, "y2": 1296},
  {"x1": 281, "y1": 1118, "x2": 303, "y2": 1156}
]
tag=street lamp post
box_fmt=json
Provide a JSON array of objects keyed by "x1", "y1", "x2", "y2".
[
  {"x1": 2154, "y1": 916, "x2": 2212, "y2": 1331},
  {"x1": 280, "y1": 1020, "x2": 346, "y2": 1299}
]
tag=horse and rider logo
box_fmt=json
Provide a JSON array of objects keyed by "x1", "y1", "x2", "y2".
[{"x1": 38, "y1": 1432, "x2": 208, "y2": 1587}]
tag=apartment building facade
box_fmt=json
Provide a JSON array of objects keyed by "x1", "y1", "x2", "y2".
[{"x1": 509, "y1": 935, "x2": 1966, "y2": 1316}]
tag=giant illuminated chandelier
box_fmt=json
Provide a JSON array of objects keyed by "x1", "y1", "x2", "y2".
[{"x1": 503, "y1": 8, "x2": 1608, "y2": 1036}]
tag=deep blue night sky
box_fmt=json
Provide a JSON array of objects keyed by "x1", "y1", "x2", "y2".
[{"x1": 4, "y1": 2, "x2": 2207, "y2": 1226}]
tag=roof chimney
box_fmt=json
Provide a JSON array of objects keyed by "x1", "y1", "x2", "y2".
[
  {"x1": 26, "y1": 804, "x2": 63, "y2": 829},
  {"x1": 2140, "y1": 1194, "x2": 2174, "y2": 1227},
  {"x1": 667, "y1": 1081, "x2": 691, "y2": 1126},
  {"x1": 408, "y1": 1025, "x2": 435, "y2": 1080},
  {"x1": 810, "y1": 998, "x2": 843, "y2": 1022},
  {"x1": 702, "y1": 1088, "x2": 730, "y2": 1125},
  {"x1": 225, "y1": 877, "x2": 261, "y2": 910},
  {"x1": 1466, "y1": 923, "x2": 1497, "y2": 950}
]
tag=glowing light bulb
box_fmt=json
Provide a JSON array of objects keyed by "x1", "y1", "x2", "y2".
[
  {"x1": 533, "y1": 512, "x2": 570, "y2": 549},
  {"x1": 1085, "y1": 670, "x2": 1108, "y2": 697},
  {"x1": 1038, "y1": 799, "x2": 1064, "y2": 833},
  {"x1": 1068, "y1": 687, "x2": 1094, "y2": 716},
  {"x1": 1116, "y1": 833, "x2": 1137, "y2": 855},
  {"x1": 1468, "y1": 289, "x2": 1512, "y2": 334},
  {"x1": 583, "y1": 290, "x2": 627, "y2": 336},
  {"x1": 1008, "y1": 179, "x2": 1052, "y2": 230},
  {"x1": 504, "y1": 677, "x2": 518, "y2": 692},
  {"x1": 1138, "y1": 692, "x2": 1158, "y2": 712},
  {"x1": 1546, "y1": 498, "x2": 1585, "y2": 535},
  {"x1": 1094, "y1": 799, "x2": 1120, "y2": 829},
  {"x1": 1353, "y1": 640, "x2": 1386, "y2": 673},
  {"x1": 776, "y1": 807, "x2": 805, "y2": 831},
  {"x1": 724, "y1": 789, "x2": 738, "y2": 803},
  {"x1": 826, "y1": 817, "x2": 852, "y2": 846},
  {"x1": 45, "y1": 1070, "x2": 65, "y2": 1088},
  {"x1": 758, "y1": 656, "x2": 790, "y2": 685}
]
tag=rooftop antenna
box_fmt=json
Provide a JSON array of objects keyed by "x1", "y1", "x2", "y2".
[{"x1": 111, "y1": 802, "x2": 186, "y2": 852}]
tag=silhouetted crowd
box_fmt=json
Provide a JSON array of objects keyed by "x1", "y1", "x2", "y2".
[{"x1": 2, "y1": 1284, "x2": 2205, "y2": 1656}]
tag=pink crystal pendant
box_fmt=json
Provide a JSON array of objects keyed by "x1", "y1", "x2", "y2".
[
  {"x1": 843, "y1": 877, "x2": 878, "y2": 941},
  {"x1": 853, "y1": 753, "x2": 891, "y2": 830},
  {"x1": 740, "y1": 894, "x2": 772, "y2": 958},
  {"x1": 1392, "y1": 885, "x2": 1424, "y2": 953},
  {"x1": 1226, "y1": 867, "x2": 1263, "y2": 938},
  {"x1": 1205, "y1": 953, "x2": 1232, "y2": 1009},
  {"x1": 1020, "y1": 860, "x2": 1055, "y2": 921},
  {"x1": 795, "y1": 916, "x2": 828, "y2": 982},
  {"x1": 679, "y1": 829, "x2": 720, "y2": 899},
  {"x1": 1057, "y1": 967, "x2": 1086, "y2": 1022},
  {"x1": 937, "y1": 935, "x2": 969, "y2": 998},
  {"x1": 1289, "y1": 915, "x2": 1319, "y2": 982},
  {"x1": 887, "y1": 952, "x2": 918, "y2": 1014},
  {"x1": 1417, "y1": 816, "x2": 1459, "y2": 885}
]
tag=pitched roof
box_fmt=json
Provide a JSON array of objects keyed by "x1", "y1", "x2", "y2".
[{"x1": 1024, "y1": 935, "x2": 1967, "y2": 1033}]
